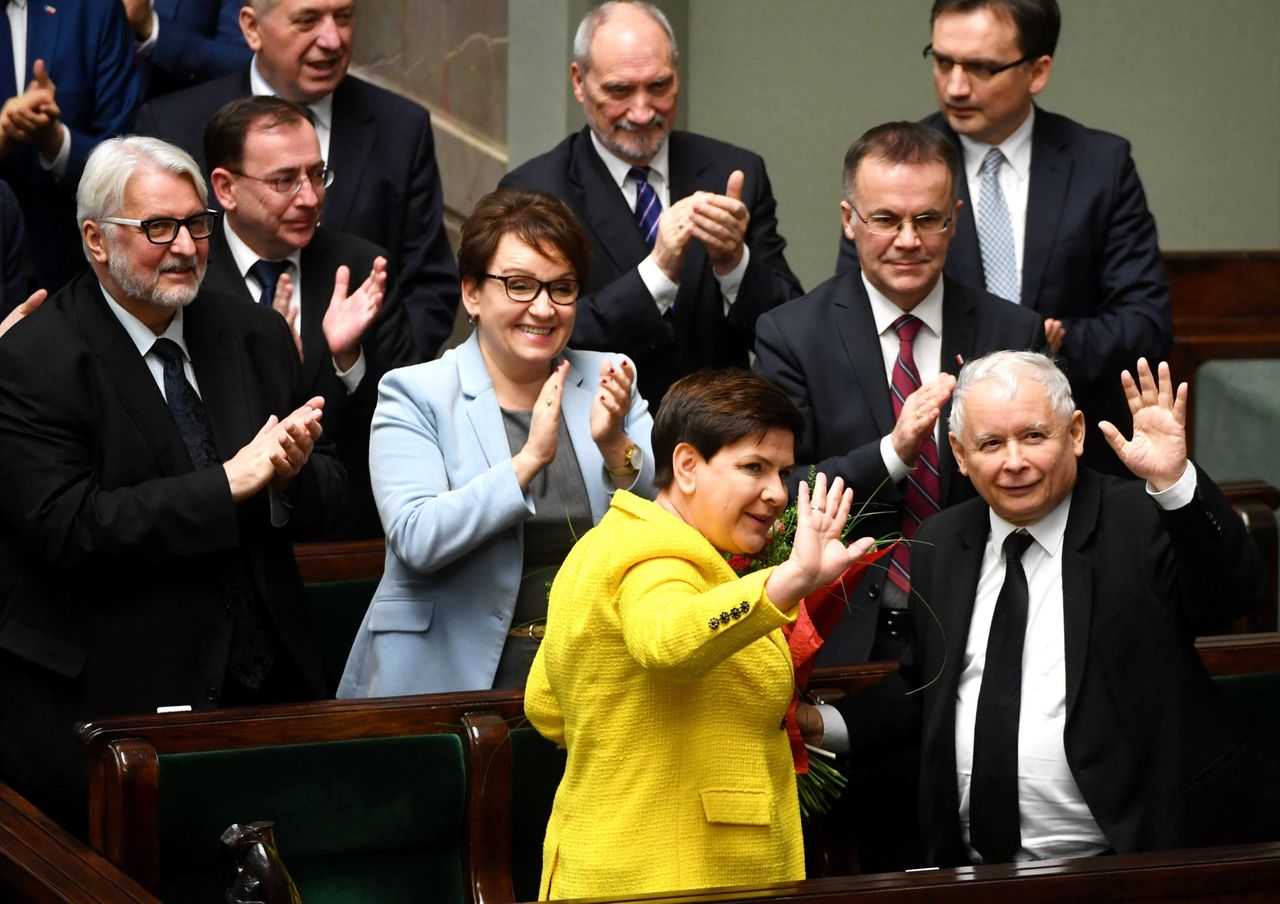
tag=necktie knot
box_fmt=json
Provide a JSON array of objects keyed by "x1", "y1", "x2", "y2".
[
  {"x1": 249, "y1": 259, "x2": 291, "y2": 307},
  {"x1": 891, "y1": 312, "x2": 923, "y2": 344},
  {"x1": 150, "y1": 337, "x2": 186, "y2": 368},
  {"x1": 628, "y1": 166, "x2": 651, "y2": 186},
  {"x1": 1003, "y1": 529, "x2": 1034, "y2": 562},
  {"x1": 981, "y1": 147, "x2": 1005, "y2": 176}
]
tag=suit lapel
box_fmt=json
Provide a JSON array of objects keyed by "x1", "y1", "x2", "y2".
[
  {"x1": 184, "y1": 295, "x2": 253, "y2": 462},
  {"x1": 836, "y1": 276, "x2": 896, "y2": 437},
  {"x1": 75, "y1": 279, "x2": 194, "y2": 475},
  {"x1": 937, "y1": 125, "x2": 984, "y2": 291},
  {"x1": 665, "y1": 132, "x2": 713, "y2": 359},
  {"x1": 204, "y1": 225, "x2": 252, "y2": 300},
  {"x1": 298, "y1": 240, "x2": 331, "y2": 392},
  {"x1": 456, "y1": 334, "x2": 510, "y2": 468},
  {"x1": 937, "y1": 278, "x2": 976, "y2": 500},
  {"x1": 320, "y1": 80, "x2": 375, "y2": 234},
  {"x1": 568, "y1": 129, "x2": 650, "y2": 278},
  {"x1": 1061, "y1": 470, "x2": 1099, "y2": 718},
  {"x1": 23, "y1": 3, "x2": 61, "y2": 83},
  {"x1": 1022, "y1": 113, "x2": 1071, "y2": 313}
]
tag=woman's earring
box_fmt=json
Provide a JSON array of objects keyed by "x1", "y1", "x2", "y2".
[{"x1": 467, "y1": 315, "x2": 475, "y2": 325}]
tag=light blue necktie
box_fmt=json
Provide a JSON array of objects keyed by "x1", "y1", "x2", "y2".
[{"x1": 978, "y1": 148, "x2": 1020, "y2": 304}]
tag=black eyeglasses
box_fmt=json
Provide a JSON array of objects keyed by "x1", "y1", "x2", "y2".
[
  {"x1": 229, "y1": 165, "x2": 335, "y2": 196},
  {"x1": 484, "y1": 274, "x2": 580, "y2": 306},
  {"x1": 850, "y1": 207, "x2": 953, "y2": 236},
  {"x1": 923, "y1": 44, "x2": 1034, "y2": 80},
  {"x1": 97, "y1": 210, "x2": 220, "y2": 244}
]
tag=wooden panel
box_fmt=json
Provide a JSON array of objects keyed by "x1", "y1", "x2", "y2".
[{"x1": 292, "y1": 539, "x2": 385, "y2": 583}]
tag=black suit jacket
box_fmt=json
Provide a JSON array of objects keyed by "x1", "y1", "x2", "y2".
[
  {"x1": 909, "y1": 467, "x2": 1280, "y2": 865},
  {"x1": 501, "y1": 128, "x2": 803, "y2": 405},
  {"x1": 753, "y1": 273, "x2": 1043, "y2": 663},
  {"x1": 837, "y1": 109, "x2": 1172, "y2": 475},
  {"x1": 0, "y1": 273, "x2": 346, "y2": 826},
  {"x1": 202, "y1": 224, "x2": 417, "y2": 537},
  {"x1": 135, "y1": 67, "x2": 458, "y2": 360}
]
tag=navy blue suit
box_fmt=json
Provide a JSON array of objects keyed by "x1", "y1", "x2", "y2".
[
  {"x1": 837, "y1": 109, "x2": 1172, "y2": 475},
  {"x1": 135, "y1": 66, "x2": 459, "y2": 360},
  {"x1": 502, "y1": 128, "x2": 803, "y2": 406},
  {"x1": 0, "y1": 180, "x2": 32, "y2": 314},
  {"x1": 754, "y1": 273, "x2": 1044, "y2": 664},
  {"x1": 143, "y1": 1, "x2": 251, "y2": 98},
  {"x1": 0, "y1": 0, "x2": 143, "y2": 291}
]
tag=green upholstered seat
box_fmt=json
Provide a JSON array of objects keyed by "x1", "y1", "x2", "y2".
[
  {"x1": 1213, "y1": 671, "x2": 1280, "y2": 762},
  {"x1": 155, "y1": 734, "x2": 466, "y2": 903},
  {"x1": 508, "y1": 726, "x2": 566, "y2": 903},
  {"x1": 305, "y1": 578, "x2": 379, "y2": 695}
]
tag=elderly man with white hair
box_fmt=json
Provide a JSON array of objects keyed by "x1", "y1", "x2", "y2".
[{"x1": 0, "y1": 135, "x2": 345, "y2": 836}]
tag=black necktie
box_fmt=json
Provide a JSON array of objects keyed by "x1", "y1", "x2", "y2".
[
  {"x1": 249, "y1": 259, "x2": 291, "y2": 308},
  {"x1": 969, "y1": 529, "x2": 1035, "y2": 863},
  {"x1": 0, "y1": 5, "x2": 18, "y2": 103},
  {"x1": 150, "y1": 338, "x2": 220, "y2": 469}
]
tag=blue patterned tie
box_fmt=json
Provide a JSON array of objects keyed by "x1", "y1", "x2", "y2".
[
  {"x1": 249, "y1": 259, "x2": 291, "y2": 308},
  {"x1": 978, "y1": 148, "x2": 1020, "y2": 304},
  {"x1": 629, "y1": 166, "x2": 661, "y2": 249},
  {"x1": 150, "y1": 338, "x2": 221, "y2": 470}
]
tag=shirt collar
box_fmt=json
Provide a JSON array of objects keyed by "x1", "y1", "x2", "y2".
[
  {"x1": 222, "y1": 220, "x2": 301, "y2": 280},
  {"x1": 861, "y1": 271, "x2": 945, "y2": 340},
  {"x1": 249, "y1": 56, "x2": 335, "y2": 133},
  {"x1": 987, "y1": 481, "x2": 1071, "y2": 559},
  {"x1": 99, "y1": 282, "x2": 191, "y2": 359},
  {"x1": 10, "y1": 1, "x2": 28, "y2": 12},
  {"x1": 959, "y1": 105, "x2": 1035, "y2": 183},
  {"x1": 588, "y1": 129, "x2": 671, "y2": 192}
]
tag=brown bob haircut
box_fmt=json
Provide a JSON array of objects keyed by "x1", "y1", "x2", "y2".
[
  {"x1": 204, "y1": 95, "x2": 316, "y2": 173},
  {"x1": 652, "y1": 369, "x2": 804, "y2": 489},
  {"x1": 457, "y1": 188, "x2": 591, "y2": 287}
]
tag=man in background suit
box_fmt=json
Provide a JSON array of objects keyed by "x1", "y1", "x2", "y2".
[
  {"x1": 135, "y1": 0, "x2": 459, "y2": 360},
  {"x1": 836, "y1": 0, "x2": 1171, "y2": 476},
  {"x1": 501, "y1": 0, "x2": 802, "y2": 406},
  {"x1": 757, "y1": 122, "x2": 1042, "y2": 667},
  {"x1": 884, "y1": 352, "x2": 1278, "y2": 864},
  {"x1": 124, "y1": 0, "x2": 252, "y2": 99},
  {"x1": 202, "y1": 96, "x2": 416, "y2": 537},
  {"x1": 0, "y1": 0, "x2": 143, "y2": 291},
  {"x1": 0, "y1": 136, "x2": 344, "y2": 834}
]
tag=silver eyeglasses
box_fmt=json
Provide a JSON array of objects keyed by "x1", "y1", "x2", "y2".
[
  {"x1": 850, "y1": 207, "x2": 953, "y2": 236},
  {"x1": 229, "y1": 165, "x2": 335, "y2": 196}
]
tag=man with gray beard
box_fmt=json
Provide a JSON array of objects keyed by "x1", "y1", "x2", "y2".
[
  {"x1": 0, "y1": 135, "x2": 345, "y2": 836},
  {"x1": 500, "y1": 0, "x2": 802, "y2": 405}
]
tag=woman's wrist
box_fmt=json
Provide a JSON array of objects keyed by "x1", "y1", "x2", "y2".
[{"x1": 598, "y1": 433, "x2": 632, "y2": 470}]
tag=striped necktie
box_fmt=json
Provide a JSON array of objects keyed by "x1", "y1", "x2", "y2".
[{"x1": 629, "y1": 166, "x2": 661, "y2": 248}]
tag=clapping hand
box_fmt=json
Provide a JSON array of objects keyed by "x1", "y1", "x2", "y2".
[
  {"x1": 512, "y1": 361, "x2": 567, "y2": 490},
  {"x1": 1099, "y1": 358, "x2": 1188, "y2": 491},
  {"x1": 323, "y1": 258, "x2": 386, "y2": 372},
  {"x1": 766, "y1": 472, "x2": 875, "y2": 610}
]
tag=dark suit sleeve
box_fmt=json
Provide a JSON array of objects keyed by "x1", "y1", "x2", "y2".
[
  {"x1": 835, "y1": 231, "x2": 858, "y2": 277},
  {"x1": 60, "y1": 5, "x2": 144, "y2": 183},
  {"x1": 1058, "y1": 144, "x2": 1171, "y2": 391},
  {"x1": 0, "y1": 182, "x2": 30, "y2": 314},
  {"x1": 149, "y1": 0, "x2": 252, "y2": 84},
  {"x1": 725, "y1": 155, "x2": 804, "y2": 333},
  {"x1": 753, "y1": 310, "x2": 894, "y2": 502}
]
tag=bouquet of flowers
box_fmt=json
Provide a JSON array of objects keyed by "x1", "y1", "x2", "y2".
[{"x1": 726, "y1": 473, "x2": 898, "y2": 818}]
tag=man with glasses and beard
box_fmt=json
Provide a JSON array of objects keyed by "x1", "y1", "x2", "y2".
[
  {"x1": 0, "y1": 135, "x2": 345, "y2": 836},
  {"x1": 501, "y1": 0, "x2": 802, "y2": 406}
]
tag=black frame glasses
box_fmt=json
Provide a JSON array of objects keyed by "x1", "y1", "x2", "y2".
[
  {"x1": 923, "y1": 44, "x2": 1034, "y2": 79},
  {"x1": 97, "y1": 210, "x2": 220, "y2": 244},
  {"x1": 229, "y1": 166, "x2": 335, "y2": 196},
  {"x1": 483, "y1": 273, "x2": 580, "y2": 306},
  {"x1": 850, "y1": 206, "x2": 953, "y2": 237}
]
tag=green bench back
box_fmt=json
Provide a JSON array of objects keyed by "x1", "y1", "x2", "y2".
[
  {"x1": 156, "y1": 733, "x2": 466, "y2": 904},
  {"x1": 1213, "y1": 671, "x2": 1280, "y2": 762},
  {"x1": 305, "y1": 578, "x2": 380, "y2": 695},
  {"x1": 508, "y1": 726, "x2": 567, "y2": 903}
]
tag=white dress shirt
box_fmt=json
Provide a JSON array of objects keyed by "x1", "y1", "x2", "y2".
[
  {"x1": 959, "y1": 107, "x2": 1034, "y2": 290},
  {"x1": 250, "y1": 57, "x2": 333, "y2": 162},
  {"x1": 7, "y1": 0, "x2": 70, "y2": 177}
]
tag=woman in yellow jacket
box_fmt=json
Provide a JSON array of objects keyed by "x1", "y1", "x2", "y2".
[{"x1": 526, "y1": 370, "x2": 875, "y2": 898}]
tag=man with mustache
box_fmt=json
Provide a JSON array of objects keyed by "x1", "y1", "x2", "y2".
[
  {"x1": 0, "y1": 135, "x2": 345, "y2": 836},
  {"x1": 501, "y1": 0, "x2": 802, "y2": 406},
  {"x1": 201, "y1": 96, "x2": 416, "y2": 538},
  {"x1": 135, "y1": 0, "x2": 458, "y2": 361},
  {"x1": 836, "y1": 0, "x2": 1171, "y2": 478}
]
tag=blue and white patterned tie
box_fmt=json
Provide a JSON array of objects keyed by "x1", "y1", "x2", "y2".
[
  {"x1": 629, "y1": 166, "x2": 661, "y2": 249},
  {"x1": 978, "y1": 148, "x2": 1020, "y2": 304}
]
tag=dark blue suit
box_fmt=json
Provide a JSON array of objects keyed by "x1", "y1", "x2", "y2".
[
  {"x1": 837, "y1": 109, "x2": 1172, "y2": 475},
  {"x1": 501, "y1": 127, "x2": 803, "y2": 406},
  {"x1": 143, "y1": 0, "x2": 251, "y2": 98},
  {"x1": 0, "y1": 0, "x2": 143, "y2": 291},
  {"x1": 135, "y1": 66, "x2": 459, "y2": 360},
  {"x1": 0, "y1": 180, "x2": 32, "y2": 314}
]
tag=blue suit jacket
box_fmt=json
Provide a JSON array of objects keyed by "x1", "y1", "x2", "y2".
[
  {"x1": 1, "y1": 0, "x2": 142, "y2": 291},
  {"x1": 837, "y1": 109, "x2": 1172, "y2": 474},
  {"x1": 501, "y1": 128, "x2": 803, "y2": 406},
  {"x1": 336, "y1": 333, "x2": 656, "y2": 697},
  {"x1": 144, "y1": 0, "x2": 251, "y2": 98}
]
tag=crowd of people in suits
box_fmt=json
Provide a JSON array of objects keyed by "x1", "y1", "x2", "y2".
[{"x1": 0, "y1": 0, "x2": 1275, "y2": 899}]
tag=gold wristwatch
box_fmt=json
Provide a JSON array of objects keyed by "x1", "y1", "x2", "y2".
[{"x1": 605, "y1": 443, "x2": 641, "y2": 477}]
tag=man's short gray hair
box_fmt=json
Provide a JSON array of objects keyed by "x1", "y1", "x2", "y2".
[
  {"x1": 949, "y1": 350, "x2": 1075, "y2": 439},
  {"x1": 573, "y1": 1, "x2": 679, "y2": 71}
]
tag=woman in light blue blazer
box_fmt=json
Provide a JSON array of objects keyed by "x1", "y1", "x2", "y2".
[{"x1": 338, "y1": 189, "x2": 655, "y2": 697}]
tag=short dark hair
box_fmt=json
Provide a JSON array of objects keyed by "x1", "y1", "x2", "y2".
[
  {"x1": 652, "y1": 369, "x2": 804, "y2": 489},
  {"x1": 456, "y1": 188, "x2": 591, "y2": 287},
  {"x1": 204, "y1": 96, "x2": 316, "y2": 173},
  {"x1": 842, "y1": 121, "x2": 961, "y2": 203},
  {"x1": 929, "y1": 0, "x2": 1060, "y2": 59}
]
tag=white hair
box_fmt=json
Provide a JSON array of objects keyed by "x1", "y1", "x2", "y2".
[
  {"x1": 948, "y1": 350, "x2": 1075, "y2": 439},
  {"x1": 77, "y1": 135, "x2": 208, "y2": 229},
  {"x1": 573, "y1": 1, "x2": 679, "y2": 71}
]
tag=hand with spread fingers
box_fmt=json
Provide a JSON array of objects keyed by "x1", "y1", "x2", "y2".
[
  {"x1": 767, "y1": 472, "x2": 875, "y2": 608},
  {"x1": 323, "y1": 257, "x2": 387, "y2": 372},
  {"x1": 512, "y1": 360, "x2": 568, "y2": 490},
  {"x1": 590, "y1": 357, "x2": 636, "y2": 464},
  {"x1": 1098, "y1": 357, "x2": 1188, "y2": 491}
]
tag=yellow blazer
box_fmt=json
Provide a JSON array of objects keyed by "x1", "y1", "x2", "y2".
[{"x1": 525, "y1": 490, "x2": 802, "y2": 899}]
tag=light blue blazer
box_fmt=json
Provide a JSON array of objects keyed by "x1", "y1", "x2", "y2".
[{"x1": 337, "y1": 333, "x2": 656, "y2": 697}]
